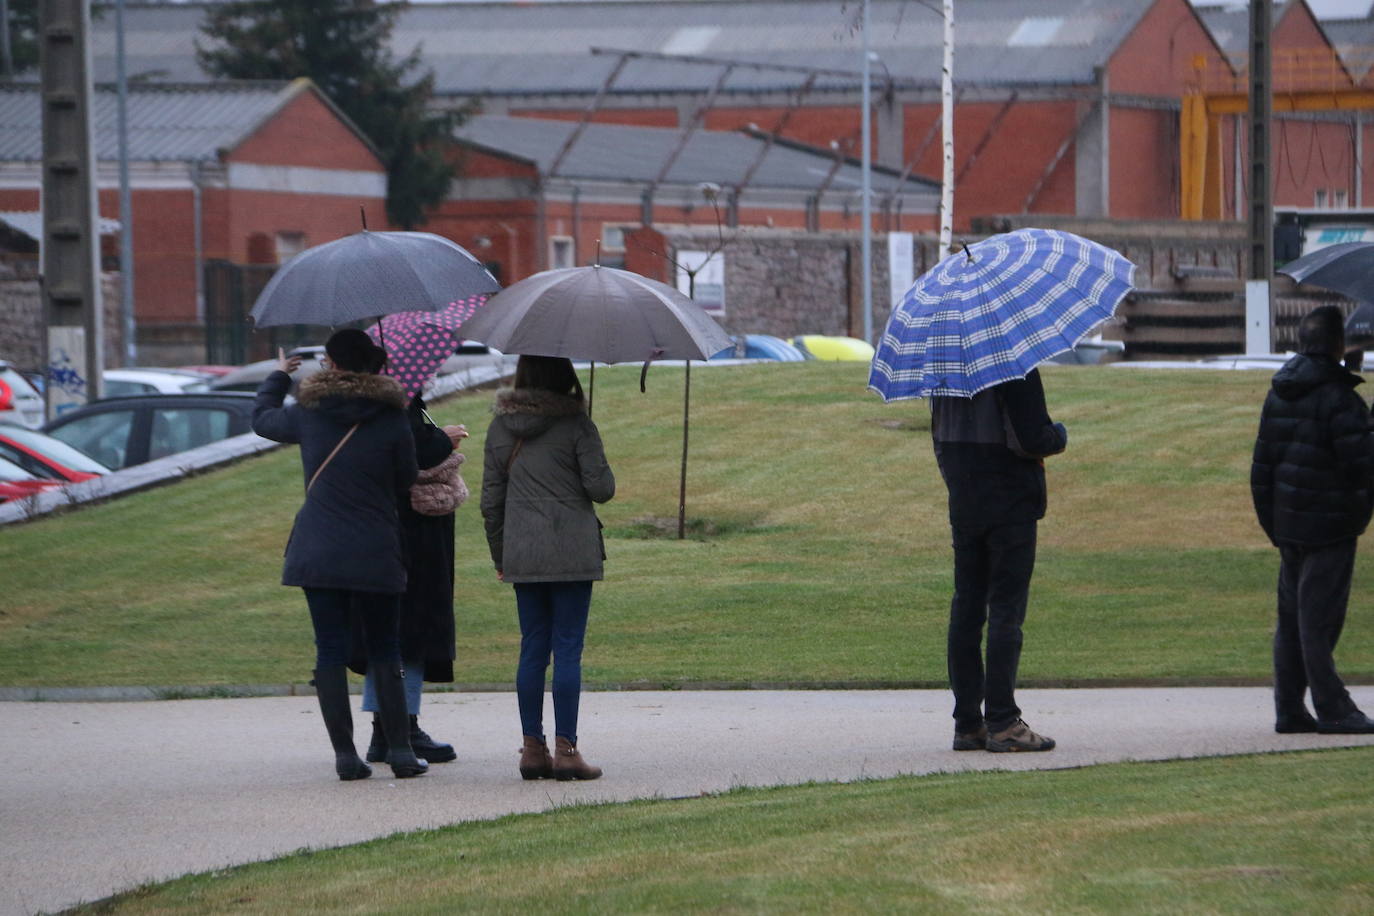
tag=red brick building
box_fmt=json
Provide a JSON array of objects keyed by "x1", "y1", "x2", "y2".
[{"x1": 0, "y1": 79, "x2": 386, "y2": 363}]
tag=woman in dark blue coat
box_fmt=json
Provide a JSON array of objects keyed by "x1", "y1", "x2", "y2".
[{"x1": 252, "y1": 329, "x2": 427, "y2": 781}]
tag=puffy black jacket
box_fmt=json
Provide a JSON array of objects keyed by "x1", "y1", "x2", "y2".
[
  {"x1": 253, "y1": 369, "x2": 417, "y2": 593},
  {"x1": 1251, "y1": 353, "x2": 1374, "y2": 547},
  {"x1": 931, "y1": 369, "x2": 1068, "y2": 528}
]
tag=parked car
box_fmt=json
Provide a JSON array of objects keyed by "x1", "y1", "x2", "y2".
[
  {"x1": 103, "y1": 368, "x2": 213, "y2": 397},
  {"x1": 709, "y1": 335, "x2": 807, "y2": 362},
  {"x1": 42, "y1": 392, "x2": 257, "y2": 470},
  {"x1": 0, "y1": 360, "x2": 46, "y2": 428},
  {"x1": 0, "y1": 426, "x2": 108, "y2": 482},
  {"x1": 0, "y1": 454, "x2": 67, "y2": 503},
  {"x1": 792, "y1": 335, "x2": 876, "y2": 362}
]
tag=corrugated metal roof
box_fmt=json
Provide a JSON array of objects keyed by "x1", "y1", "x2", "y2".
[
  {"x1": 0, "y1": 82, "x2": 290, "y2": 162},
  {"x1": 1324, "y1": 17, "x2": 1374, "y2": 78},
  {"x1": 456, "y1": 114, "x2": 938, "y2": 199},
  {"x1": 1191, "y1": 5, "x2": 1249, "y2": 61},
  {"x1": 90, "y1": 1, "x2": 1154, "y2": 96}
]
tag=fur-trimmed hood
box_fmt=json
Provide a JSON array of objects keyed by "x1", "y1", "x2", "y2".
[
  {"x1": 298, "y1": 369, "x2": 408, "y2": 423},
  {"x1": 492, "y1": 387, "x2": 586, "y2": 440}
]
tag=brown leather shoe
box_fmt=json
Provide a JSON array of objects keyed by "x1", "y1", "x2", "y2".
[
  {"x1": 553, "y1": 736, "x2": 602, "y2": 781},
  {"x1": 518, "y1": 735, "x2": 553, "y2": 780}
]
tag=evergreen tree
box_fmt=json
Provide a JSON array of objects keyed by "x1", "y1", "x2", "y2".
[
  {"x1": 197, "y1": 0, "x2": 465, "y2": 229},
  {"x1": 4, "y1": 0, "x2": 42, "y2": 76}
]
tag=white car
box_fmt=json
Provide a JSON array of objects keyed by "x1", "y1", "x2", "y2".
[
  {"x1": 102, "y1": 368, "x2": 213, "y2": 397},
  {"x1": 0, "y1": 361, "x2": 45, "y2": 429}
]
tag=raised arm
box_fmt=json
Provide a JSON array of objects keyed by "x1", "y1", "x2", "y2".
[{"x1": 999, "y1": 369, "x2": 1068, "y2": 459}]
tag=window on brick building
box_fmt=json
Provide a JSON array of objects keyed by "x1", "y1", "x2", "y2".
[
  {"x1": 275, "y1": 232, "x2": 306, "y2": 263},
  {"x1": 549, "y1": 237, "x2": 574, "y2": 269},
  {"x1": 1315, "y1": 189, "x2": 1328, "y2": 208},
  {"x1": 1334, "y1": 189, "x2": 1349, "y2": 209}
]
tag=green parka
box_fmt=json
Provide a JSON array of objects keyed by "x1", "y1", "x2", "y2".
[{"x1": 480, "y1": 387, "x2": 615, "y2": 583}]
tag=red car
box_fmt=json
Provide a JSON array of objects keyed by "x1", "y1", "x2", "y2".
[
  {"x1": 0, "y1": 425, "x2": 109, "y2": 483},
  {"x1": 0, "y1": 454, "x2": 68, "y2": 503}
]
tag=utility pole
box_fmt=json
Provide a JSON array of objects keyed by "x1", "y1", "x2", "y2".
[
  {"x1": 40, "y1": 0, "x2": 104, "y2": 417},
  {"x1": 939, "y1": 0, "x2": 954, "y2": 259},
  {"x1": 860, "y1": 0, "x2": 873, "y2": 345},
  {"x1": 1245, "y1": 0, "x2": 1273, "y2": 355}
]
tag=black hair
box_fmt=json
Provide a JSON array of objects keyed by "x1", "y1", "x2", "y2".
[
  {"x1": 512, "y1": 354, "x2": 584, "y2": 400},
  {"x1": 325, "y1": 328, "x2": 387, "y2": 374},
  {"x1": 1297, "y1": 305, "x2": 1346, "y2": 358}
]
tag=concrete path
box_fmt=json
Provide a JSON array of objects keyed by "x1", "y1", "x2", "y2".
[{"x1": 4, "y1": 686, "x2": 1373, "y2": 915}]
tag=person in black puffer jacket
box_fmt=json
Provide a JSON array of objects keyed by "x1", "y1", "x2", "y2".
[
  {"x1": 1251, "y1": 305, "x2": 1374, "y2": 735},
  {"x1": 252, "y1": 329, "x2": 427, "y2": 781}
]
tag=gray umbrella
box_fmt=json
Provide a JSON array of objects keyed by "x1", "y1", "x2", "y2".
[
  {"x1": 1277, "y1": 242, "x2": 1374, "y2": 304},
  {"x1": 457, "y1": 265, "x2": 732, "y2": 363},
  {"x1": 249, "y1": 231, "x2": 500, "y2": 328},
  {"x1": 460, "y1": 264, "x2": 732, "y2": 540}
]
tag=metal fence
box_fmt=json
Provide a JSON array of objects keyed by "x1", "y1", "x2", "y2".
[{"x1": 203, "y1": 260, "x2": 331, "y2": 365}]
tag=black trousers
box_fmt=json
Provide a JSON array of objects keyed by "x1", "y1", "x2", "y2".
[
  {"x1": 947, "y1": 520, "x2": 1038, "y2": 732},
  {"x1": 1275, "y1": 539, "x2": 1359, "y2": 722}
]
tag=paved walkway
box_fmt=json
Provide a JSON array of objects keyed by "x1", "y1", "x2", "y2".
[{"x1": 4, "y1": 686, "x2": 1373, "y2": 915}]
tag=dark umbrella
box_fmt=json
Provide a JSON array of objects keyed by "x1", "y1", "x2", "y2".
[
  {"x1": 250, "y1": 231, "x2": 499, "y2": 328},
  {"x1": 1346, "y1": 300, "x2": 1374, "y2": 350},
  {"x1": 459, "y1": 265, "x2": 732, "y2": 539},
  {"x1": 1277, "y1": 242, "x2": 1374, "y2": 305}
]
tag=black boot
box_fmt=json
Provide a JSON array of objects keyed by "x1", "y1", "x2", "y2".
[
  {"x1": 311, "y1": 667, "x2": 371, "y2": 781},
  {"x1": 410, "y1": 715, "x2": 457, "y2": 763},
  {"x1": 373, "y1": 665, "x2": 427, "y2": 778},
  {"x1": 365, "y1": 715, "x2": 387, "y2": 763}
]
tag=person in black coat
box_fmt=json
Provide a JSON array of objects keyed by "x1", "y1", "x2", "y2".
[
  {"x1": 357, "y1": 394, "x2": 467, "y2": 764},
  {"x1": 252, "y1": 328, "x2": 428, "y2": 781},
  {"x1": 931, "y1": 367, "x2": 1067, "y2": 753},
  {"x1": 1251, "y1": 305, "x2": 1374, "y2": 735}
]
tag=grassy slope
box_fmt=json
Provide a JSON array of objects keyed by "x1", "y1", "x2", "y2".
[
  {"x1": 3, "y1": 362, "x2": 1371, "y2": 687},
  {"x1": 72, "y1": 747, "x2": 1374, "y2": 914}
]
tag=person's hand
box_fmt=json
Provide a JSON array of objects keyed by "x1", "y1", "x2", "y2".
[
  {"x1": 276, "y1": 347, "x2": 303, "y2": 375},
  {"x1": 444, "y1": 424, "x2": 469, "y2": 447},
  {"x1": 495, "y1": 568, "x2": 504, "y2": 582}
]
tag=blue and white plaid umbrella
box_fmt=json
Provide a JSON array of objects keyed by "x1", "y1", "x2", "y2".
[{"x1": 868, "y1": 228, "x2": 1136, "y2": 400}]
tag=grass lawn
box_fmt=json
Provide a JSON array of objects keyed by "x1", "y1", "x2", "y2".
[
  {"x1": 69, "y1": 747, "x2": 1374, "y2": 914},
  {"x1": 4, "y1": 361, "x2": 1372, "y2": 688}
]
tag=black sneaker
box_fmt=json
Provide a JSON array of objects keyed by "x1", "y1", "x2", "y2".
[
  {"x1": 986, "y1": 718, "x2": 1056, "y2": 753},
  {"x1": 953, "y1": 725, "x2": 988, "y2": 751},
  {"x1": 1316, "y1": 710, "x2": 1374, "y2": 734},
  {"x1": 1275, "y1": 711, "x2": 1319, "y2": 734}
]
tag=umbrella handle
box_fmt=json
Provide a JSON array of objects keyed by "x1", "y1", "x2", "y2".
[{"x1": 640, "y1": 348, "x2": 665, "y2": 393}]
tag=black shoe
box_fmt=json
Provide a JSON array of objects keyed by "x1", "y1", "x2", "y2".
[
  {"x1": 365, "y1": 715, "x2": 387, "y2": 763},
  {"x1": 1316, "y1": 710, "x2": 1374, "y2": 734},
  {"x1": 952, "y1": 725, "x2": 987, "y2": 751},
  {"x1": 1275, "y1": 711, "x2": 1319, "y2": 734},
  {"x1": 410, "y1": 715, "x2": 457, "y2": 763}
]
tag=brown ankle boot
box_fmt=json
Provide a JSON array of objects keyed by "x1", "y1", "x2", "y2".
[
  {"x1": 552, "y1": 736, "x2": 602, "y2": 781},
  {"x1": 518, "y1": 735, "x2": 553, "y2": 780}
]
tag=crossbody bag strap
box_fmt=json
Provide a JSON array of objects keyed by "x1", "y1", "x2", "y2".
[
  {"x1": 307, "y1": 423, "x2": 360, "y2": 494},
  {"x1": 505, "y1": 437, "x2": 524, "y2": 473}
]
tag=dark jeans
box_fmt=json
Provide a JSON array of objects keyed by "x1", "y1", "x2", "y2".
[
  {"x1": 303, "y1": 587, "x2": 402, "y2": 671},
  {"x1": 514, "y1": 581, "x2": 593, "y2": 743},
  {"x1": 1275, "y1": 539, "x2": 1359, "y2": 722},
  {"x1": 947, "y1": 520, "x2": 1037, "y2": 732}
]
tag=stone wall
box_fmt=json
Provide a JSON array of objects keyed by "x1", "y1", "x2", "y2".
[{"x1": 0, "y1": 261, "x2": 126, "y2": 374}]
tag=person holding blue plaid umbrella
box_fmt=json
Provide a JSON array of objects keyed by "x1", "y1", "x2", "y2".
[{"x1": 870, "y1": 228, "x2": 1136, "y2": 753}]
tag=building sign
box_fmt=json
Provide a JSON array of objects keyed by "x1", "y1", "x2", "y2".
[
  {"x1": 888, "y1": 232, "x2": 915, "y2": 309},
  {"x1": 675, "y1": 250, "x2": 725, "y2": 315}
]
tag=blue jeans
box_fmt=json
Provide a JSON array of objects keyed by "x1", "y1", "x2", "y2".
[
  {"x1": 361, "y1": 659, "x2": 424, "y2": 716},
  {"x1": 303, "y1": 588, "x2": 401, "y2": 671},
  {"x1": 514, "y1": 581, "x2": 593, "y2": 743}
]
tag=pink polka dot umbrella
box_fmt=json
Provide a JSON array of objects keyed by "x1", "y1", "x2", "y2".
[{"x1": 366, "y1": 294, "x2": 491, "y2": 398}]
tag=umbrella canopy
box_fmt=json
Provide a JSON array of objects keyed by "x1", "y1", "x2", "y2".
[
  {"x1": 249, "y1": 231, "x2": 499, "y2": 328},
  {"x1": 456, "y1": 265, "x2": 731, "y2": 364},
  {"x1": 868, "y1": 228, "x2": 1136, "y2": 400},
  {"x1": 1277, "y1": 242, "x2": 1374, "y2": 304},
  {"x1": 366, "y1": 294, "x2": 490, "y2": 398},
  {"x1": 1345, "y1": 300, "x2": 1374, "y2": 350}
]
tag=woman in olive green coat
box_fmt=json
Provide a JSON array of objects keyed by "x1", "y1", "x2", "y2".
[{"x1": 481, "y1": 355, "x2": 615, "y2": 780}]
